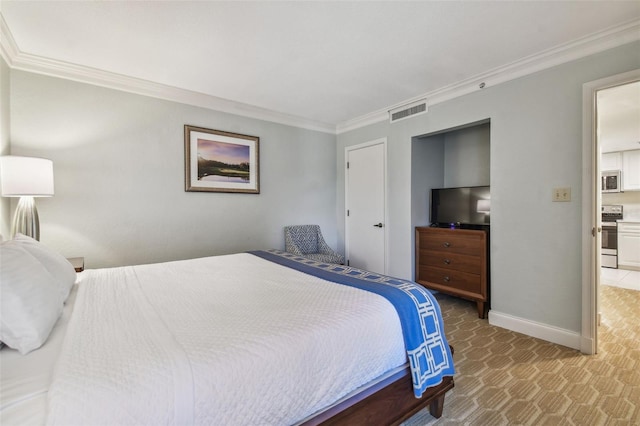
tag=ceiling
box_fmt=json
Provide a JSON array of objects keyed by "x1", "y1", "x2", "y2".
[{"x1": 1, "y1": 1, "x2": 640, "y2": 133}]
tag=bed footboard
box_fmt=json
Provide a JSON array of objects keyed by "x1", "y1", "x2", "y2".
[{"x1": 302, "y1": 367, "x2": 454, "y2": 426}]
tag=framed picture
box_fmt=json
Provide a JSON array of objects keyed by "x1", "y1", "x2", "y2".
[{"x1": 184, "y1": 125, "x2": 260, "y2": 194}]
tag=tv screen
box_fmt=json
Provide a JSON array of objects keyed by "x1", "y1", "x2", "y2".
[{"x1": 430, "y1": 186, "x2": 490, "y2": 227}]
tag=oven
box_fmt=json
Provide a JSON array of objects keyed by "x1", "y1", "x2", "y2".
[
  {"x1": 602, "y1": 223, "x2": 618, "y2": 268},
  {"x1": 601, "y1": 205, "x2": 623, "y2": 269}
]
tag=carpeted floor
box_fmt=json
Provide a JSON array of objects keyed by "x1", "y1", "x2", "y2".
[{"x1": 402, "y1": 284, "x2": 640, "y2": 425}]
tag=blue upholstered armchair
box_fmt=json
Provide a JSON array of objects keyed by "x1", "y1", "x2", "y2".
[{"x1": 284, "y1": 225, "x2": 345, "y2": 265}]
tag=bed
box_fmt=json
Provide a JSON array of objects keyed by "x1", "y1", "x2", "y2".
[{"x1": 1, "y1": 238, "x2": 454, "y2": 425}]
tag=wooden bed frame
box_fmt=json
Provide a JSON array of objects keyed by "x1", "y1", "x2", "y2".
[{"x1": 303, "y1": 358, "x2": 455, "y2": 425}]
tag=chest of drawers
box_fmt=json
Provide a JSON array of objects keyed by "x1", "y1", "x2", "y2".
[{"x1": 415, "y1": 227, "x2": 488, "y2": 318}]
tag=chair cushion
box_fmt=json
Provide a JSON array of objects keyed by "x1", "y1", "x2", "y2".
[
  {"x1": 287, "y1": 225, "x2": 319, "y2": 254},
  {"x1": 284, "y1": 225, "x2": 343, "y2": 264}
]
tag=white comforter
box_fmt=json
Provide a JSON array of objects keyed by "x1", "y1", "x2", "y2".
[{"x1": 46, "y1": 253, "x2": 406, "y2": 425}]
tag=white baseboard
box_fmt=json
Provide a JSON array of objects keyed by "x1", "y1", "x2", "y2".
[
  {"x1": 488, "y1": 310, "x2": 582, "y2": 350},
  {"x1": 580, "y1": 336, "x2": 596, "y2": 355}
]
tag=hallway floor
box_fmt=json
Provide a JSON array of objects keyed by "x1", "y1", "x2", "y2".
[{"x1": 601, "y1": 267, "x2": 640, "y2": 291}]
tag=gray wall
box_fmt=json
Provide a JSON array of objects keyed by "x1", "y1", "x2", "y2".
[
  {"x1": 411, "y1": 134, "x2": 444, "y2": 230},
  {"x1": 337, "y1": 41, "x2": 640, "y2": 334},
  {"x1": 443, "y1": 123, "x2": 490, "y2": 188},
  {"x1": 0, "y1": 57, "x2": 10, "y2": 238},
  {"x1": 9, "y1": 71, "x2": 337, "y2": 268}
]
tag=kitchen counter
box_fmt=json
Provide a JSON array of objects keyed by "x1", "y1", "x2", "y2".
[{"x1": 618, "y1": 221, "x2": 640, "y2": 271}]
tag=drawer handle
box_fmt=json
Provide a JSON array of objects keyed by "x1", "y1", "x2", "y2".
[
  {"x1": 444, "y1": 259, "x2": 451, "y2": 265},
  {"x1": 443, "y1": 242, "x2": 451, "y2": 248},
  {"x1": 443, "y1": 276, "x2": 451, "y2": 283}
]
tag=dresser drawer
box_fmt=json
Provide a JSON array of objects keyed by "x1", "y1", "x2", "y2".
[
  {"x1": 415, "y1": 227, "x2": 489, "y2": 318},
  {"x1": 418, "y1": 265, "x2": 483, "y2": 296},
  {"x1": 418, "y1": 231, "x2": 484, "y2": 256},
  {"x1": 419, "y1": 249, "x2": 482, "y2": 274}
]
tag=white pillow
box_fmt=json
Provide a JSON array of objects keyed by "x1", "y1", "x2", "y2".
[
  {"x1": 13, "y1": 233, "x2": 76, "y2": 302},
  {"x1": 0, "y1": 242, "x2": 64, "y2": 354}
]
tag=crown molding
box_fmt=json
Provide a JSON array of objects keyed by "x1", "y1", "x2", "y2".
[
  {"x1": 0, "y1": 14, "x2": 18, "y2": 66},
  {"x1": 0, "y1": 15, "x2": 336, "y2": 135},
  {"x1": 337, "y1": 18, "x2": 640, "y2": 134}
]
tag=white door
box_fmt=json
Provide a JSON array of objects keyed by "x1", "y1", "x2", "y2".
[{"x1": 345, "y1": 140, "x2": 386, "y2": 274}]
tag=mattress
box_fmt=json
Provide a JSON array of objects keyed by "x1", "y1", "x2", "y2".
[{"x1": 45, "y1": 253, "x2": 408, "y2": 425}]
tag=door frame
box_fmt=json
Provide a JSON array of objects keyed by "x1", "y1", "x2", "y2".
[
  {"x1": 345, "y1": 138, "x2": 388, "y2": 274},
  {"x1": 581, "y1": 69, "x2": 640, "y2": 355}
]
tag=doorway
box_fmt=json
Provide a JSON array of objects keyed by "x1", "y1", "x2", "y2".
[
  {"x1": 345, "y1": 139, "x2": 387, "y2": 274},
  {"x1": 581, "y1": 70, "x2": 640, "y2": 355}
]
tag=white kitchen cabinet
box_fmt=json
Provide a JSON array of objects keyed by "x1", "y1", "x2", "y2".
[
  {"x1": 602, "y1": 151, "x2": 623, "y2": 171},
  {"x1": 622, "y1": 150, "x2": 640, "y2": 191},
  {"x1": 618, "y1": 222, "x2": 640, "y2": 270}
]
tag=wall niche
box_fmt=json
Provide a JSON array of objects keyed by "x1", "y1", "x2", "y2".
[{"x1": 410, "y1": 119, "x2": 491, "y2": 270}]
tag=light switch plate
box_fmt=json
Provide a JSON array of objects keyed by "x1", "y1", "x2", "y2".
[{"x1": 553, "y1": 187, "x2": 571, "y2": 202}]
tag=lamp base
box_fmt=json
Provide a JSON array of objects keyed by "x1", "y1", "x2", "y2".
[{"x1": 11, "y1": 196, "x2": 40, "y2": 241}]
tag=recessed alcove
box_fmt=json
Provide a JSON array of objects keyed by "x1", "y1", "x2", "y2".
[
  {"x1": 411, "y1": 119, "x2": 491, "y2": 229},
  {"x1": 410, "y1": 119, "x2": 491, "y2": 279}
]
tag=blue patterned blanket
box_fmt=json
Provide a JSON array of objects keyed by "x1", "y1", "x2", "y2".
[{"x1": 249, "y1": 250, "x2": 455, "y2": 398}]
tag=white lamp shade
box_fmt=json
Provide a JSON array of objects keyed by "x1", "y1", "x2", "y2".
[
  {"x1": 477, "y1": 199, "x2": 491, "y2": 213},
  {"x1": 0, "y1": 156, "x2": 54, "y2": 197}
]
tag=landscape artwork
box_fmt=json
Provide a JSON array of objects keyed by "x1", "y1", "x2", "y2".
[{"x1": 184, "y1": 125, "x2": 260, "y2": 193}]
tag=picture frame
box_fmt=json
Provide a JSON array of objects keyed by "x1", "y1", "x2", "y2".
[{"x1": 184, "y1": 125, "x2": 260, "y2": 194}]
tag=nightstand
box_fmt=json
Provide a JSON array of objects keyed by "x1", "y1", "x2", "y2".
[{"x1": 67, "y1": 257, "x2": 85, "y2": 272}]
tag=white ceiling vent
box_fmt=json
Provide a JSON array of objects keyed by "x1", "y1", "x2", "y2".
[{"x1": 389, "y1": 100, "x2": 427, "y2": 123}]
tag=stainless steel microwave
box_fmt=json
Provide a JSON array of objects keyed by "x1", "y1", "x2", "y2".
[{"x1": 602, "y1": 170, "x2": 622, "y2": 193}]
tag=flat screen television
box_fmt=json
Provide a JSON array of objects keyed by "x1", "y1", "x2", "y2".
[{"x1": 430, "y1": 186, "x2": 490, "y2": 227}]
